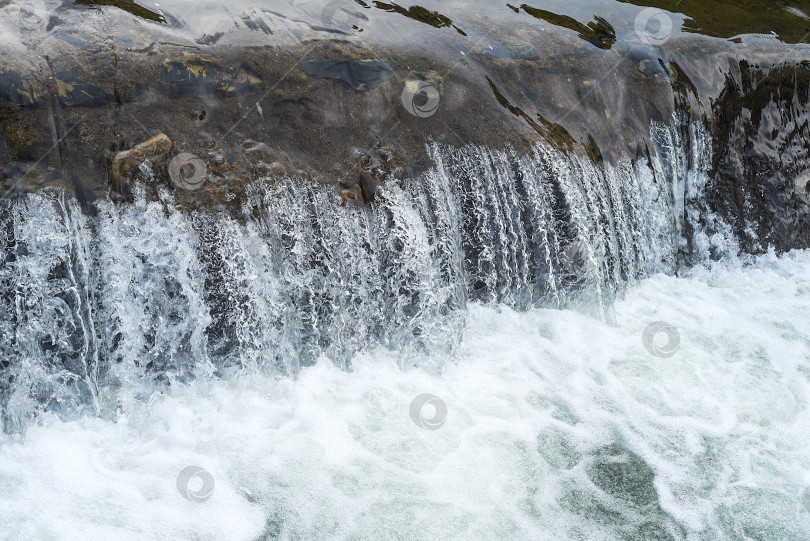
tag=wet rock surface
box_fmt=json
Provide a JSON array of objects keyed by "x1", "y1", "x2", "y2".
[
  {"x1": 707, "y1": 61, "x2": 810, "y2": 253},
  {"x1": 299, "y1": 58, "x2": 396, "y2": 91},
  {"x1": 0, "y1": 0, "x2": 807, "y2": 255}
]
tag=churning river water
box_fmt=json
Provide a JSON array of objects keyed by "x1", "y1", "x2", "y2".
[
  {"x1": 1, "y1": 248, "x2": 809, "y2": 540},
  {"x1": 2, "y1": 0, "x2": 810, "y2": 536}
]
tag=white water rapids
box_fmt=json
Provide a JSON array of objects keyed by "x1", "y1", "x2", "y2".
[
  {"x1": 0, "y1": 115, "x2": 808, "y2": 539},
  {"x1": 0, "y1": 251, "x2": 809, "y2": 539}
]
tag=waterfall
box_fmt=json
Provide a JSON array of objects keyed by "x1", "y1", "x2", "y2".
[
  {"x1": 0, "y1": 114, "x2": 721, "y2": 432},
  {"x1": 649, "y1": 112, "x2": 740, "y2": 263}
]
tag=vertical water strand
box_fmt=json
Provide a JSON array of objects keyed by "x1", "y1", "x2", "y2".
[
  {"x1": 422, "y1": 144, "x2": 467, "y2": 304},
  {"x1": 515, "y1": 146, "x2": 560, "y2": 307},
  {"x1": 3, "y1": 189, "x2": 98, "y2": 431},
  {"x1": 486, "y1": 146, "x2": 533, "y2": 308},
  {"x1": 579, "y1": 154, "x2": 624, "y2": 295},
  {"x1": 406, "y1": 151, "x2": 468, "y2": 361},
  {"x1": 61, "y1": 186, "x2": 100, "y2": 409},
  {"x1": 435, "y1": 144, "x2": 532, "y2": 307},
  {"x1": 604, "y1": 157, "x2": 634, "y2": 281},
  {"x1": 686, "y1": 118, "x2": 712, "y2": 240},
  {"x1": 604, "y1": 155, "x2": 644, "y2": 281},
  {"x1": 193, "y1": 213, "x2": 248, "y2": 373},
  {"x1": 528, "y1": 143, "x2": 580, "y2": 306},
  {"x1": 687, "y1": 120, "x2": 740, "y2": 261},
  {"x1": 441, "y1": 145, "x2": 500, "y2": 303},
  {"x1": 414, "y1": 145, "x2": 466, "y2": 313},
  {"x1": 650, "y1": 112, "x2": 688, "y2": 255},
  {"x1": 245, "y1": 181, "x2": 298, "y2": 372},
  {"x1": 257, "y1": 180, "x2": 325, "y2": 369},
  {"x1": 650, "y1": 114, "x2": 737, "y2": 263},
  {"x1": 301, "y1": 180, "x2": 378, "y2": 368},
  {"x1": 634, "y1": 160, "x2": 671, "y2": 276},
  {"x1": 365, "y1": 182, "x2": 440, "y2": 364},
  {"x1": 325, "y1": 186, "x2": 390, "y2": 368},
  {"x1": 245, "y1": 177, "x2": 462, "y2": 369},
  {"x1": 247, "y1": 179, "x2": 377, "y2": 369},
  {"x1": 93, "y1": 186, "x2": 212, "y2": 413},
  {"x1": 631, "y1": 158, "x2": 676, "y2": 275},
  {"x1": 0, "y1": 198, "x2": 16, "y2": 430},
  {"x1": 553, "y1": 152, "x2": 610, "y2": 317},
  {"x1": 192, "y1": 211, "x2": 289, "y2": 375},
  {"x1": 475, "y1": 145, "x2": 529, "y2": 307},
  {"x1": 242, "y1": 216, "x2": 302, "y2": 374},
  {"x1": 623, "y1": 155, "x2": 661, "y2": 277},
  {"x1": 243, "y1": 183, "x2": 298, "y2": 371},
  {"x1": 301, "y1": 181, "x2": 347, "y2": 362}
]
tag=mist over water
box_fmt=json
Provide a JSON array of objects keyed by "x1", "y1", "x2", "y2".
[{"x1": 1, "y1": 114, "x2": 809, "y2": 539}]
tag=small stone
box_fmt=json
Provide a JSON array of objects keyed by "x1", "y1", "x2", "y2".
[{"x1": 110, "y1": 133, "x2": 172, "y2": 187}]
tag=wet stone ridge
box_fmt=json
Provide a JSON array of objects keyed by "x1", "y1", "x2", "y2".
[
  {"x1": 1, "y1": 0, "x2": 810, "y2": 433},
  {"x1": 0, "y1": 1, "x2": 808, "y2": 256},
  {"x1": 708, "y1": 61, "x2": 810, "y2": 253}
]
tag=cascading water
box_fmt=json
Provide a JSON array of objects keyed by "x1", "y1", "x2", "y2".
[
  {"x1": 0, "y1": 114, "x2": 716, "y2": 433},
  {"x1": 3, "y1": 0, "x2": 810, "y2": 536},
  {"x1": 2, "y1": 104, "x2": 810, "y2": 541}
]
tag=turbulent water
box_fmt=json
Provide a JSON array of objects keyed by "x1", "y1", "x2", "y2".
[
  {"x1": 1, "y1": 250, "x2": 809, "y2": 539},
  {"x1": 0, "y1": 114, "x2": 701, "y2": 428},
  {"x1": 1, "y1": 115, "x2": 809, "y2": 539}
]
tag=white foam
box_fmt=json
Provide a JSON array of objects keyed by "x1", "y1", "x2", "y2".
[{"x1": 1, "y1": 250, "x2": 809, "y2": 539}]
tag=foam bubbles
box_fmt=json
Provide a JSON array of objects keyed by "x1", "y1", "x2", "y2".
[{"x1": 1, "y1": 251, "x2": 809, "y2": 539}]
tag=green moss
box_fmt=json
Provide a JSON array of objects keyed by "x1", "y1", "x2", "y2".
[
  {"x1": 521, "y1": 5, "x2": 617, "y2": 50},
  {"x1": 73, "y1": 0, "x2": 165, "y2": 23},
  {"x1": 619, "y1": 0, "x2": 810, "y2": 43}
]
